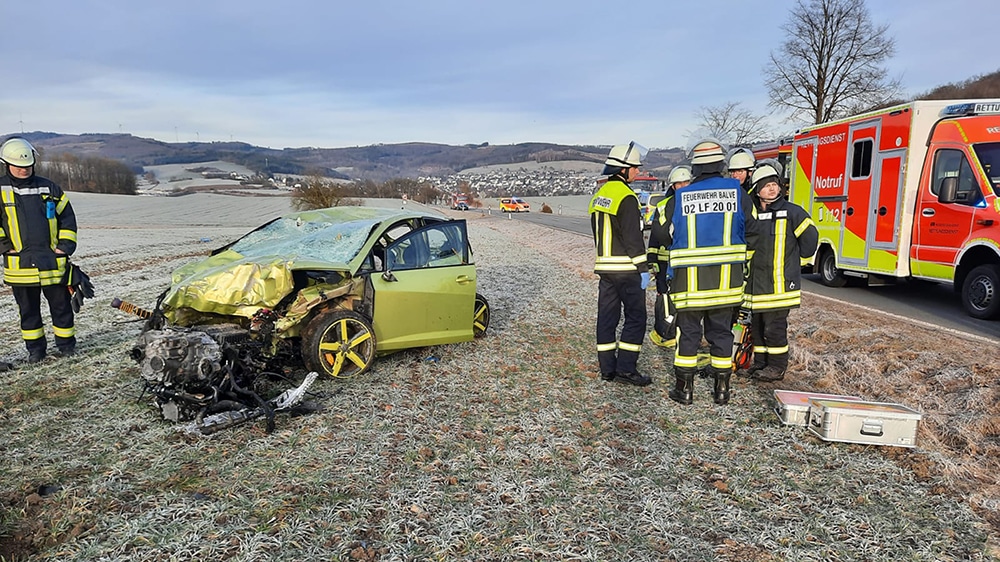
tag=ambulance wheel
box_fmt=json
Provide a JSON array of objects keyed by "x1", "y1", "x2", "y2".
[
  {"x1": 473, "y1": 293, "x2": 491, "y2": 337},
  {"x1": 962, "y1": 264, "x2": 1000, "y2": 319},
  {"x1": 302, "y1": 309, "x2": 377, "y2": 378},
  {"x1": 818, "y1": 249, "x2": 847, "y2": 288}
]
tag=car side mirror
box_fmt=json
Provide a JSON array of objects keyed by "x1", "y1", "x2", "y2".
[
  {"x1": 381, "y1": 270, "x2": 397, "y2": 282},
  {"x1": 938, "y1": 176, "x2": 958, "y2": 204}
]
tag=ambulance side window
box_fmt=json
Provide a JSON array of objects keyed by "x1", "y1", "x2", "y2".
[
  {"x1": 931, "y1": 149, "x2": 981, "y2": 205},
  {"x1": 850, "y1": 140, "x2": 873, "y2": 178}
]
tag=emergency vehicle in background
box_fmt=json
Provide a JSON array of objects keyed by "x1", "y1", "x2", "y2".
[
  {"x1": 786, "y1": 99, "x2": 1000, "y2": 318},
  {"x1": 752, "y1": 138, "x2": 793, "y2": 184},
  {"x1": 499, "y1": 197, "x2": 530, "y2": 212},
  {"x1": 451, "y1": 193, "x2": 470, "y2": 210}
]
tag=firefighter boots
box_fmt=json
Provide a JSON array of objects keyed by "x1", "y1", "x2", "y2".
[
  {"x1": 712, "y1": 368, "x2": 732, "y2": 405},
  {"x1": 754, "y1": 367, "x2": 785, "y2": 382},
  {"x1": 669, "y1": 367, "x2": 696, "y2": 405},
  {"x1": 615, "y1": 371, "x2": 652, "y2": 387}
]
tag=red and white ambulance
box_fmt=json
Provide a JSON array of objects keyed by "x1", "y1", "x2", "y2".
[{"x1": 786, "y1": 99, "x2": 1000, "y2": 318}]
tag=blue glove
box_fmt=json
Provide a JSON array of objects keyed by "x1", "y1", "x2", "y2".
[{"x1": 640, "y1": 271, "x2": 651, "y2": 290}]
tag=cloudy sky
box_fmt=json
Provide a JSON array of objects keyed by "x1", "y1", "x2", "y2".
[{"x1": 4, "y1": 0, "x2": 995, "y2": 150}]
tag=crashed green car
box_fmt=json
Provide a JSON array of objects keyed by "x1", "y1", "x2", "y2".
[{"x1": 161, "y1": 205, "x2": 490, "y2": 377}]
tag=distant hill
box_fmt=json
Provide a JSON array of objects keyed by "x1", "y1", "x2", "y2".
[
  {"x1": 916, "y1": 69, "x2": 1000, "y2": 100},
  {"x1": 4, "y1": 133, "x2": 685, "y2": 182}
]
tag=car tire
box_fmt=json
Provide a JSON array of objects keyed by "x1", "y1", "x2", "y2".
[
  {"x1": 818, "y1": 248, "x2": 847, "y2": 287},
  {"x1": 301, "y1": 308, "x2": 377, "y2": 378},
  {"x1": 962, "y1": 264, "x2": 1000, "y2": 319},
  {"x1": 474, "y1": 293, "x2": 491, "y2": 337}
]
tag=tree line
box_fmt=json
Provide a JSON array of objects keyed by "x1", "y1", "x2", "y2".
[
  {"x1": 291, "y1": 174, "x2": 444, "y2": 211},
  {"x1": 39, "y1": 153, "x2": 137, "y2": 195}
]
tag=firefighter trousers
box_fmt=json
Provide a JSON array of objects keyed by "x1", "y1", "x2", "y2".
[
  {"x1": 751, "y1": 308, "x2": 789, "y2": 371},
  {"x1": 596, "y1": 272, "x2": 647, "y2": 376},
  {"x1": 12, "y1": 285, "x2": 76, "y2": 354},
  {"x1": 653, "y1": 270, "x2": 676, "y2": 340},
  {"x1": 674, "y1": 307, "x2": 734, "y2": 372}
]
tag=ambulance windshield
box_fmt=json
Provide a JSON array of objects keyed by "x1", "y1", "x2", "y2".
[{"x1": 974, "y1": 143, "x2": 1000, "y2": 195}]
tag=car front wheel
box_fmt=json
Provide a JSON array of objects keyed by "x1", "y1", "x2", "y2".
[
  {"x1": 962, "y1": 264, "x2": 1000, "y2": 319},
  {"x1": 301, "y1": 309, "x2": 377, "y2": 378}
]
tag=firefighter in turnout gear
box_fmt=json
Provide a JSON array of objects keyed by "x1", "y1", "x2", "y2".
[
  {"x1": 728, "y1": 149, "x2": 756, "y2": 195},
  {"x1": 589, "y1": 142, "x2": 651, "y2": 386},
  {"x1": 0, "y1": 138, "x2": 79, "y2": 362},
  {"x1": 743, "y1": 165, "x2": 818, "y2": 382},
  {"x1": 646, "y1": 165, "x2": 692, "y2": 348},
  {"x1": 658, "y1": 140, "x2": 758, "y2": 405}
]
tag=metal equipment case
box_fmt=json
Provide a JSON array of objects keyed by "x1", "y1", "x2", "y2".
[
  {"x1": 772, "y1": 390, "x2": 862, "y2": 426},
  {"x1": 808, "y1": 399, "x2": 922, "y2": 448}
]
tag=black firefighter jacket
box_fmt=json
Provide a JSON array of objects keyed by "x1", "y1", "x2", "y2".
[
  {"x1": 0, "y1": 174, "x2": 78, "y2": 286},
  {"x1": 744, "y1": 197, "x2": 818, "y2": 311}
]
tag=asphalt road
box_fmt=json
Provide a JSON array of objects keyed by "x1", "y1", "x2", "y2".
[{"x1": 501, "y1": 210, "x2": 1000, "y2": 341}]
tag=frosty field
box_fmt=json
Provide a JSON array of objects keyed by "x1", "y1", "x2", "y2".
[{"x1": 0, "y1": 192, "x2": 997, "y2": 561}]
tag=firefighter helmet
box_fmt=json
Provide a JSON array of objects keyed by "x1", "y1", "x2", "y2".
[
  {"x1": 751, "y1": 164, "x2": 779, "y2": 188},
  {"x1": 728, "y1": 150, "x2": 755, "y2": 171},
  {"x1": 1, "y1": 138, "x2": 36, "y2": 167},
  {"x1": 690, "y1": 140, "x2": 726, "y2": 165},
  {"x1": 604, "y1": 142, "x2": 647, "y2": 168},
  {"x1": 668, "y1": 166, "x2": 692, "y2": 184}
]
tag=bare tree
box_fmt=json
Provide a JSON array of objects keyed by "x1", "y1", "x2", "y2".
[
  {"x1": 764, "y1": 0, "x2": 900, "y2": 124},
  {"x1": 694, "y1": 102, "x2": 772, "y2": 147}
]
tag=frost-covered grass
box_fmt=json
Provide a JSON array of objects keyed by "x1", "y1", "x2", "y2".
[{"x1": 0, "y1": 195, "x2": 997, "y2": 561}]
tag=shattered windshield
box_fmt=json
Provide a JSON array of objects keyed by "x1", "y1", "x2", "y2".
[
  {"x1": 974, "y1": 142, "x2": 1000, "y2": 195},
  {"x1": 229, "y1": 216, "x2": 375, "y2": 264}
]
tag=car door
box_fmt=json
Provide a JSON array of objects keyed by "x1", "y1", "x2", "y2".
[
  {"x1": 371, "y1": 221, "x2": 476, "y2": 350},
  {"x1": 912, "y1": 147, "x2": 981, "y2": 279}
]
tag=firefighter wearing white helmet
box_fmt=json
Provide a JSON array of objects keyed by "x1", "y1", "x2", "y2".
[
  {"x1": 740, "y1": 164, "x2": 818, "y2": 382},
  {"x1": 0, "y1": 137, "x2": 79, "y2": 363},
  {"x1": 588, "y1": 141, "x2": 651, "y2": 386},
  {"x1": 654, "y1": 139, "x2": 760, "y2": 405},
  {"x1": 727, "y1": 149, "x2": 756, "y2": 194},
  {"x1": 645, "y1": 164, "x2": 693, "y2": 349}
]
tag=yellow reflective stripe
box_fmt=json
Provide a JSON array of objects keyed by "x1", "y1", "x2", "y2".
[
  {"x1": 596, "y1": 256, "x2": 633, "y2": 264},
  {"x1": 53, "y1": 325, "x2": 76, "y2": 338},
  {"x1": 630, "y1": 254, "x2": 646, "y2": 266},
  {"x1": 673, "y1": 287, "x2": 745, "y2": 309},
  {"x1": 767, "y1": 345, "x2": 789, "y2": 354},
  {"x1": 674, "y1": 353, "x2": 698, "y2": 368},
  {"x1": 595, "y1": 263, "x2": 638, "y2": 272},
  {"x1": 55, "y1": 197, "x2": 69, "y2": 214},
  {"x1": 601, "y1": 213, "x2": 612, "y2": 257},
  {"x1": 618, "y1": 341, "x2": 641, "y2": 352},
  {"x1": 687, "y1": 213, "x2": 697, "y2": 246},
  {"x1": 710, "y1": 355, "x2": 732, "y2": 369},
  {"x1": 597, "y1": 342, "x2": 617, "y2": 352},
  {"x1": 670, "y1": 244, "x2": 747, "y2": 257},
  {"x1": 774, "y1": 219, "x2": 787, "y2": 293},
  {"x1": 670, "y1": 251, "x2": 747, "y2": 267},
  {"x1": 1, "y1": 186, "x2": 22, "y2": 249},
  {"x1": 753, "y1": 345, "x2": 768, "y2": 353},
  {"x1": 59, "y1": 229, "x2": 77, "y2": 242},
  {"x1": 22, "y1": 327, "x2": 45, "y2": 340},
  {"x1": 794, "y1": 217, "x2": 815, "y2": 238},
  {"x1": 746, "y1": 291, "x2": 801, "y2": 309},
  {"x1": 724, "y1": 210, "x2": 733, "y2": 245}
]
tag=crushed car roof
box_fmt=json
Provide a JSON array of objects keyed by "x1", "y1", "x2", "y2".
[{"x1": 164, "y1": 205, "x2": 450, "y2": 318}]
